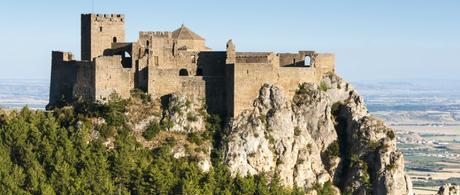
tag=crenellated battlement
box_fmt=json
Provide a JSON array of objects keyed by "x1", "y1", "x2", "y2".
[
  {"x1": 52, "y1": 51, "x2": 74, "y2": 62},
  {"x1": 139, "y1": 31, "x2": 172, "y2": 38},
  {"x1": 82, "y1": 13, "x2": 125, "y2": 23}
]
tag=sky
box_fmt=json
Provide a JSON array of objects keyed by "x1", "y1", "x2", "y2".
[{"x1": 0, "y1": 0, "x2": 459, "y2": 81}]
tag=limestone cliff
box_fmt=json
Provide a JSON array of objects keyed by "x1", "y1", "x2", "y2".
[
  {"x1": 223, "y1": 74, "x2": 412, "y2": 194},
  {"x1": 122, "y1": 73, "x2": 412, "y2": 194}
]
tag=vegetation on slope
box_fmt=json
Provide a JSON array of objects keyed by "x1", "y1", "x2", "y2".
[{"x1": 0, "y1": 93, "x2": 320, "y2": 194}]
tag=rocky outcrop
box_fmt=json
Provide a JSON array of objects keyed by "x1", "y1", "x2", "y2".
[
  {"x1": 438, "y1": 184, "x2": 460, "y2": 195},
  {"x1": 224, "y1": 74, "x2": 412, "y2": 194},
  {"x1": 161, "y1": 94, "x2": 206, "y2": 133}
]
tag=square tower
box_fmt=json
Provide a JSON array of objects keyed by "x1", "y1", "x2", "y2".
[{"x1": 81, "y1": 14, "x2": 125, "y2": 61}]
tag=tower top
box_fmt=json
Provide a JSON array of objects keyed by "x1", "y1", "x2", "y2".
[{"x1": 81, "y1": 13, "x2": 125, "y2": 22}]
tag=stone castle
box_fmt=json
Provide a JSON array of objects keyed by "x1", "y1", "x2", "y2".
[{"x1": 49, "y1": 14, "x2": 336, "y2": 116}]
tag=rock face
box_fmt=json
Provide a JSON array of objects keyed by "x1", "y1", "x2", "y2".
[
  {"x1": 438, "y1": 184, "x2": 460, "y2": 195},
  {"x1": 224, "y1": 74, "x2": 412, "y2": 194},
  {"x1": 161, "y1": 94, "x2": 206, "y2": 133}
]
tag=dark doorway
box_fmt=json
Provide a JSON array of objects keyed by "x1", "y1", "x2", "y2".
[{"x1": 179, "y1": 69, "x2": 189, "y2": 76}]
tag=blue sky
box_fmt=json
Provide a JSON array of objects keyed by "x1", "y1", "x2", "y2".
[{"x1": 0, "y1": 0, "x2": 459, "y2": 81}]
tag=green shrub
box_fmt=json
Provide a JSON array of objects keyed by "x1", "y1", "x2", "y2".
[
  {"x1": 187, "y1": 132, "x2": 204, "y2": 145},
  {"x1": 386, "y1": 130, "x2": 395, "y2": 140},
  {"x1": 368, "y1": 140, "x2": 380, "y2": 151},
  {"x1": 99, "y1": 124, "x2": 117, "y2": 138},
  {"x1": 130, "y1": 89, "x2": 152, "y2": 103},
  {"x1": 165, "y1": 137, "x2": 177, "y2": 147},
  {"x1": 143, "y1": 121, "x2": 161, "y2": 140},
  {"x1": 99, "y1": 93, "x2": 127, "y2": 127},
  {"x1": 267, "y1": 134, "x2": 275, "y2": 145},
  {"x1": 315, "y1": 180, "x2": 336, "y2": 195},
  {"x1": 161, "y1": 118, "x2": 174, "y2": 130},
  {"x1": 294, "y1": 126, "x2": 301, "y2": 136},
  {"x1": 387, "y1": 162, "x2": 397, "y2": 171},
  {"x1": 170, "y1": 105, "x2": 182, "y2": 114},
  {"x1": 187, "y1": 112, "x2": 198, "y2": 122},
  {"x1": 185, "y1": 99, "x2": 192, "y2": 108},
  {"x1": 323, "y1": 140, "x2": 340, "y2": 158},
  {"x1": 295, "y1": 83, "x2": 308, "y2": 95},
  {"x1": 320, "y1": 81, "x2": 329, "y2": 92}
]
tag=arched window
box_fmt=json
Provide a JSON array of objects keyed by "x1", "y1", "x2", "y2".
[
  {"x1": 304, "y1": 56, "x2": 311, "y2": 67},
  {"x1": 196, "y1": 68, "x2": 203, "y2": 76},
  {"x1": 191, "y1": 55, "x2": 196, "y2": 63},
  {"x1": 146, "y1": 40, "x2": 150, "y2": 47},
  {"x1": 113, "y1": 37, "x2": 117, "y2": 43},
  {"x1": 99, "y1": 26, "x2": 103, "y2": 32},
  {"x1": 179, "y1": 69, "x2": 189, "y2": 76}
]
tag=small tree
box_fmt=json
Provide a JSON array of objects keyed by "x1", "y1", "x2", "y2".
[{"x1": 143, "y1": 121, "x2": 161, "y2": 140}]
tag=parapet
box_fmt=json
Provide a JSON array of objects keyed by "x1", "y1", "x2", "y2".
[
  {"x1": 81, "y1": 13, "x2": 125, "y2": 23},
  {"x1": 235, "y1": 52, "x2": 273, "y2": 64},
  {"x1": 139, "y1": 31, "x2": 173, "y2": 38},
  {"x1": 52, "y1": 51, "x2": 74, "y2": 62},
  {"x1": 315, "y1": 53, "x2": 335, "y2": 72}
]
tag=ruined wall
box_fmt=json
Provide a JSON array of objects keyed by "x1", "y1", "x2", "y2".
[
  {"x1": 197, "y1": 52, "x2": 226, "y2": 114},
  {"x1": 94, "y1": 56, "x2": 134, "y2": 101},
  {"x1": 232, "y1": 62, "x2": 277, "y2": 116},
  {"x1": 73, "y1": 61, "x2": 95, "y2": 102},
  {"x1": 81, "y1": 14, "x2": 125, "y2": 61},
  {"x1": 231, "y1": 52, "x2": 326, "y2": 116},
  {"x1": 148, "y1": 68, "x2": 206, "y2": 104},
  {"x1": 277, "y1": 67, "x2": 316, "y2": 97},
  {"x1": 49, "y1": 51, "x2": 77, "y2": 107},
  {"x1": 315, "y1": 53, "x2": 335, "y2": 78},
  {"x1": 147, "y1": 51, "x2": 227, "y2": 114}
]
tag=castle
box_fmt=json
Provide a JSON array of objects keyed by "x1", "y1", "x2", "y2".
[{"x1": 49, "y1": 14, "x2": 336, "y2": 117}]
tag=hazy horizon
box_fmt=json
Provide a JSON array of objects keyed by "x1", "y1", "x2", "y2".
[{"x1": 1, "y1": 0, "x2": 459, "y2": 81}]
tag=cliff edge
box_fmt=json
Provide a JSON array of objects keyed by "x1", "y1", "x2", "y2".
[{"x1": 224, "y1": 73, "x2": 412, "y2": 194}]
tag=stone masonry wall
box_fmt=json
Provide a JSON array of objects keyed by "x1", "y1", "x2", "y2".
[
  {"x1": 231, "y1": 53, "x2": 335, "y2": 116},
  {"x1": 81, "y1": 14, "x2": 125, "y2": 61},
  {"x1": 94, "y1": 55, "x2": 133, "y2": 101},
  {"x1": 49, "y1": 51, "x2": 77, "y2": 106},
  {"x1": 73, "y1": 61, "x2": 95, "y2": 102}
]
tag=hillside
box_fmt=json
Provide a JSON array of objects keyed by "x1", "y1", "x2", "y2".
[{"x1": 0, "y1": 74, "x2": 412, "y2": 194}]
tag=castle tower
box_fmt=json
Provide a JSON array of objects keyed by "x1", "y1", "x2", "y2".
[{"x1": 81, "y1": 14, "x2": 125, "y2": 61}]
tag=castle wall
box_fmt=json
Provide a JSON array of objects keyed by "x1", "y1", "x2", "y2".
[
  {"x1": 81, "y1": 14, "x2": 125, "y2": 61},
  {"x1": 94, "y1": 56, "x2": 134, "y2": 100},
  {"x1": 50, "y1": 13, "x2": 337, "y2": 118},
  {"x1": 49, "y1": 51, "x2": 77, "y2": 106},
  {"x1": 232, "y1": 62, "x2": 277, "y2": 115},
  {"x1": 315, "y1": 53, "x2": 336, "y2": 77},
  {"x1": 73, "y1": 61, "x2": 95, "y2": 102},
  {"x1": 146, "y1": 50, "x2": 227, "y2": 114},
  {"x1": 277, "y1": 67, "x2": 317, "y2": 98},
  {"x1": 197, "y1": 52, "x2": 226, "y2": 114},
  {"x1": 148, "y1": 68, "x2": 206, "y2": 104},
  {"x1": 231, "y1": 55, "x2": 321, "y2": 116}
]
